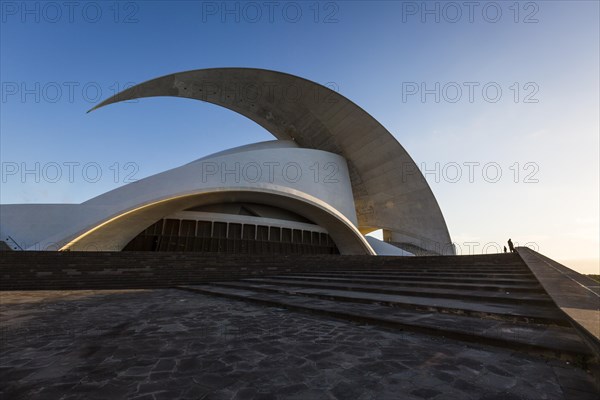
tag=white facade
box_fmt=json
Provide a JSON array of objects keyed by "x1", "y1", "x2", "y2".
[{"x1": 1, "y1": 141, "x2": 375, "y2": 254}]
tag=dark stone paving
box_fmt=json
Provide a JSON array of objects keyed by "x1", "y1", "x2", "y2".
[{"x1": 0, "y1": 289, "x2": 597, "y2": 399}]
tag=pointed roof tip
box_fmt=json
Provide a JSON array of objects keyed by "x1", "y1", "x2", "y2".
[
  {"x1": 86, "y1": 102, "x2": 107, "y2": 114},
  {"x1": 86, "y1": 92, "x2": 128, "y2": 114}
]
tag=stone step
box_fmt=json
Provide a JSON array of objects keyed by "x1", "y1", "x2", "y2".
[
  {"x1": 301, "y1": 270, "x2": 536, "y2": 279},
  {"x1": 280, "y1": 273, "x2": 540, "y2": 285},
  {"x1": 211, "y1": 281, "x2": 567, "y2": 326},
  {"x1": 269, "y1": 275, "x2": 545, "y2": 292},
  {"x1": 178, "y1": 285, "x2": 592, "y2": 362},
  {"x1": 391, "y1": 268, "x2": 531, "y2": 274},
  {"x1": 331, "y1": 266, "x2": 530, "y2": 271},
  {"x1": 317, "y1": 266, "x2": 533, "y2": 272},
  {"x1": 2, "y1": 274, "x2": 546, "y2": 293},
  {"x1": 376, "y1": 261, "x2": 525, "y2": 268},
  {"x1": 245, "y1": 278, "x2": 554, "y2": 305},
  {"x1": 1, "y1": 254, "x2": 528, "y2": 273}
]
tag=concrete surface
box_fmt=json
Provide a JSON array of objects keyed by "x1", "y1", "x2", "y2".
[
  {"x1": 517, "y1": 247, "x2": 600, "y2": 341},
  {"x1": 1, "y1": 289, "x2": 598, "y2": 399}
]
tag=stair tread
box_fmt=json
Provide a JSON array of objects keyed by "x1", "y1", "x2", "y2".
[
  {"x1": 269, "y1": 275, "x2": 544, "y2": 291},
  {"x1": 179, "y1": 284, "x2": 591, "y2": 356},
  {"x1": 303, "y1": 271, "x2": 534, "y2": 277},
  {"x1": 280, "y1": 273, "x2": 539, "y2": 285},
  {"x1": 214, "y1": 281, "x2": 565, "y2": 324},
  {"x1": 245, "y1": 278, "x2": 553, "y2": 302}
]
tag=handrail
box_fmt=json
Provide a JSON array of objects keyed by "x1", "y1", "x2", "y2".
[{"x1": 4, "y1": 236, "x2": 23, "y2": 251}]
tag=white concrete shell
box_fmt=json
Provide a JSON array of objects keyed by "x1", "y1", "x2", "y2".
[
  {"x1": 89, "y1": 68, "x2": 454, "y2": 254},
  {"x1": 0, "y1": 141, "x2": 374, "y2": 254}
]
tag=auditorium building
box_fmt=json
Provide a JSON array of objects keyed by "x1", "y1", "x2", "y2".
[{"x1": 0, "y1": 68, "x2": 454, "y2": 256}]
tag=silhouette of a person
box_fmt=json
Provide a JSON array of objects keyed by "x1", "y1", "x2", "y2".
[
  {"x1": 508, "y1": 238, "x2": 515, "y2": 253},
  {"x1": 503, "y1": 246, "x2": 507, "y2": 253}
]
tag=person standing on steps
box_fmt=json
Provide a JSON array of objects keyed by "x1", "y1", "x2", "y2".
[
  {"x1": 507, "y1": 238, "x2": 515, "y2": 253},
  {"x1": 504, "y1": 246, "x2": 507, "y2": 253}
]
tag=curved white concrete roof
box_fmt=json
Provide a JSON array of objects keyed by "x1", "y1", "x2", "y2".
[
  {"x1": 0, "y1": 143, "x2": 373, "y2": 254},
  {"x1": 90, "y1": 68, "x2": 453, "y2": 254}
]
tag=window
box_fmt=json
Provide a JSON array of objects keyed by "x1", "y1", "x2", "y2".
[
  {"x1": 270, "y1": 227, "x2": 281, "y2": 242},
  {"x1": 180, "y1": 220, "x2": 196, "y2": 237},
  {"x1": 293, "y1": 229, "x2": 302, "y2": 244},
  {"x1": 243, "y1": 224, "x2": 255, "y2": 240},
  {"x1": 229, "y1": 223, "x2": 242, "y2": 239},
  {"x1": 213, "y1": 222, "x2": 227, "y2": 238},
  {"x1": 257, "y1": 225, "x2": 269, "y2": 241},
  {"x1": 164, "y1": 219, "x2": 180, "y2": 236},
  {"x1": 197, "y1": 221, "x2": 212, "y2": 237}
]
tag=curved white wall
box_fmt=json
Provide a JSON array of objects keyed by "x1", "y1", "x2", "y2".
[{"x1": 1, "y1": 141, "x2": 374, "y2": 254}]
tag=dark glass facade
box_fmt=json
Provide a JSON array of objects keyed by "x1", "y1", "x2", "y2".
[{"x1": 123, "y1": 219, "x2": 339, "y2": 254}]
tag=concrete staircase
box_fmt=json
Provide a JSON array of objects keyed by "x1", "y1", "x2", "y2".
[
  {"x1": 0, "y1": 251, "x2": 595, "y2": 366},
  {"x1": 179, "y1": 253, "x2": 595, "y2": 365}
]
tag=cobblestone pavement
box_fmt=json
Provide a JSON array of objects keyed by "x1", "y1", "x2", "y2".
[{"x1": 0, "y1": 289, "x2": 597, "y2": 399}]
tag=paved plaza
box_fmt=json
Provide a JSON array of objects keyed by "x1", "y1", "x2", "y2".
[{"x1": 1, "y1": 289, "x2": 597, "y2": 399}]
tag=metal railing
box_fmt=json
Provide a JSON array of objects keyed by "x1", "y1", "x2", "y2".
[{"x1": 4, "y1": 236, "x2": 23, "y2": 251}]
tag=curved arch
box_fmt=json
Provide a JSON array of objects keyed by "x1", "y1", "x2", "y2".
[
  {"x1": 60, "y1": 188, "x2": 375, "y2": 255},
  {"x1": 89, "y1": 68, "x2": 453, "y2": 254}
]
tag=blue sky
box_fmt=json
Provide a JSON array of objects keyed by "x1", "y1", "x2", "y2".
[{"x1": 1, "y1": 1, "x2": 598, "y2": 273}]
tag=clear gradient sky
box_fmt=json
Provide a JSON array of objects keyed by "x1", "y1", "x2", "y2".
[{"x1": 0, "y1": 1, "x2": 598, "y2": 274}]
